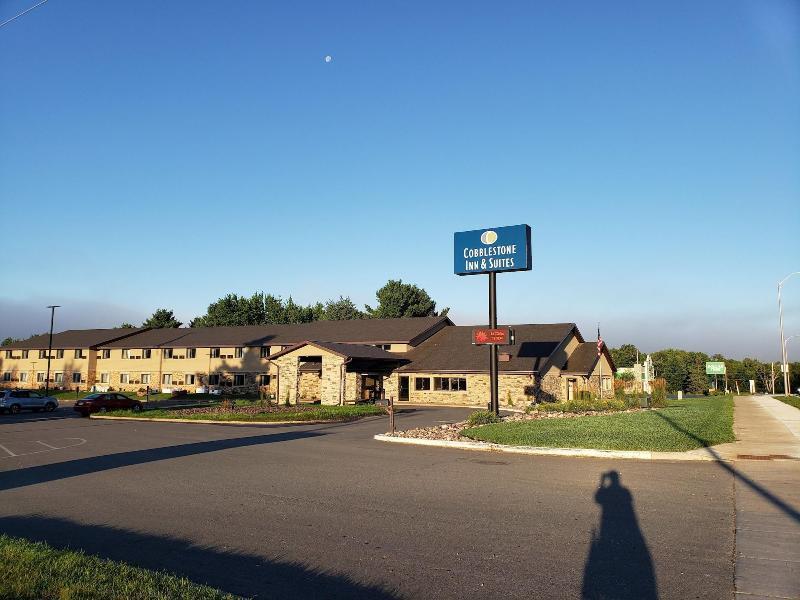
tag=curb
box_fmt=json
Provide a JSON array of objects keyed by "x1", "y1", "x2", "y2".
[
  {"x1": 373, "y1": 434, "x2": 718, "y2": 461},
  {"x1": 90, "y1": 415, "x2": 338, "y2": 426}
]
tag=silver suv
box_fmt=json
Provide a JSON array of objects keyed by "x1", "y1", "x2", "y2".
[{"x1": 0, "y1": 390, "x2": 58, "y2": 414}]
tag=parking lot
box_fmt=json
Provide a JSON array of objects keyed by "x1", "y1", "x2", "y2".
[{"x1": 0, "y1": 405, "x2": 735, "y2": 599}]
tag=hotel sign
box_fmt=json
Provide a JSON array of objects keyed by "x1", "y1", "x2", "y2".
[
  {"x1": 472, "y1": 327, "x2": 512, "y2": 345},
  {"x1": 454, "y1": 224, "x2": 532, "y2": 275}
]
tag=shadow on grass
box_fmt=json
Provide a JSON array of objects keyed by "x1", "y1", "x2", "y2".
[
  {"x1": 0, "y1": 430, "x2": 323, "y2": 492},
  {"x1": 0, "y1": 514, "x2": 399, "y2": 599},
  {"x1": 653, "y1": 410, "x2": 800, "y2": 524}
]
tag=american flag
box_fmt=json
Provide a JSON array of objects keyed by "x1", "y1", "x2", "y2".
[{"x1": 597, "y1": 326, "x2": 603, "y2": 357}]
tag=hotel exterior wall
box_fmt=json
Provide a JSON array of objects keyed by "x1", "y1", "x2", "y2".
[
  {"x1": 396, "y1": 372, "x2": 538, "y2": 407},
  {"x1": 0, "y1": 353, "x2": 91, "y2": 390},
  {"x1": 274, "y1": 347, "x2": 348, "y2": 405}
]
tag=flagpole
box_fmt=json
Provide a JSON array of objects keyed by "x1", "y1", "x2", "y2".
[{"x1": 597, "y1": 323, "x2": 602, "y2": 399}]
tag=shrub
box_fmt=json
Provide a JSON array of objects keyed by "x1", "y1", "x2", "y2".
[
  {"x1": 506, "y1": 390, "x2": 514, "y2": 407},
  {"x1": 466, "y1": 410, "x2": 501, "y2": 426},
  {"x1": 533, "y1": 398, "x2": 627, "y2": 413},
  {"x1": 576, "y1": 390, "x2": 593, "y2": 401},
  {"x1": 651, "y1": 378, "x2": 667, "y2": 407}
]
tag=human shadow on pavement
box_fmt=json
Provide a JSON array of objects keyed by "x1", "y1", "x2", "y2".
[
  {"x1": 582, "y1": 470, "x2": 658, "y2": 600},
  {"x1": 0, "y1": 514, "x2": 399, "y2": 599},
  {"x1": 0, "y1": 430, "x2": 322, "y2": 492}
]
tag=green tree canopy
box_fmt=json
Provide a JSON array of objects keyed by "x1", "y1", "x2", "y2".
[
  {"x1": 610, "y1": 344, "x2": 642, "y2": 368},
  {"x1": 321, "y1": 296, "x2": 365, "y2": 321},
  {"x1": 142, "y1": 308, "x2": 182, "y2": 329},
  {"x1": 365, "y1": 280, "x2": 448, "y2": 319},
  {"x1": 191, "y1": 292, "x2": 327, "y2": 327},
  {"x1": 118, "y1": 323, "x2": 136, "y2": 329},
  {"x1": 1, "y1": 337, "x2": 19, "y2": 346}
]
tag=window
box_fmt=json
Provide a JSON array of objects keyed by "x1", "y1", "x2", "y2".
[
  {"x1": 74, "y1": 349, "x2": 84, "y2": 359},
  {"x1": 185, "y1": 374, "x2": 196, "y2": 385},
  {"x1": 101, "y1": 349, "x2": 110, "y2": 359},
  {"x1": 39, "y1": 350, "x2": 47, "y2": 359},
  {"x1": 234, "y1": 347, "x2": 243, "y2": 358},
  {"x1": 2, "y1": 372, "x2": 10, "y2": 382},
  {"x1": 373, "y1": 344, "x2": 391, "y2": 351},
  {"x1": 100, "y1": 372, "x2": 109, "y2": 383},
  {"x1": 187, "y1": 348, "x2": 196, "y2": 359},
  {"x1": 56, "y1": 349, "x2": 64, "y2": 359},
  {"x1": 19, "y1": 372, "x2": 28, "y2": 382},
  {"x1": 163, "y1": 348, "x2": 173, "y2": 359},
  {"x1": 210, "y1": 348, "x2": 220, "y2": 358},
  {"x1": 4, "y1": 350, "x2": 11, "y2": 358},
  {"x1": 54, "y1": 372, "x2": 63, "y2": 383},
  {"x1": 234, "y1": 374, "x2": 245, "y2": 386},
  {"x1": 208, "y1": 374, "x2": 220, "y2": 385},
  {"x1": 120, "y1": 373, "x2": 129, "y2": 384},
  {"x1": 72, "y1": 372, "x2": 81, "y2": 383},
  {"x1": 415, "y1": 377, "x2": 431, "y2": 391},
  {"x1": 36, "y1": 372, "x2": 45, "y2": 383},
  {"x1": 21, "y1": 350, "x2": 29, "y2": 359},
  {"x1": 259, "y1": 374, "x2": 271, "y2": 386},
  {"x1": 162, "y1": 373, "x2": 172, "y2": 385},
  {"x1": 122, "y1": 349, "x2": 130, "y2": 359},
  {"x1": 434, "y1": 377, "x2": 467, "y2": 392},
  {"x1": 141, "y1": 373, "x2": 150, "y2": 384},
  {"x1": 259, "y1": 347, "x2": 270, "y2": 358},
  {"x1": 142, "y1": 349, "x2": 151, "y2": 359}
]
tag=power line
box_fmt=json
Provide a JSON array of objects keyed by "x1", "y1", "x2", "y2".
[{"x1": 0, "y1": 0, "x2": 49, "y2": 29}]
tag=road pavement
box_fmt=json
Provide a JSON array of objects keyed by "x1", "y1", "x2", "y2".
[{"x1": 0, "y1": 405, "x2": 736, "y2": 599}]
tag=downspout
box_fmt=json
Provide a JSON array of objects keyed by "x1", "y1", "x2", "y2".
[
  {"x1": 340, "y1": 357, "x2": 352, "y2": 406},
  {"x1": 266, "y1": 357, "x2": 279, "y2": 404}
]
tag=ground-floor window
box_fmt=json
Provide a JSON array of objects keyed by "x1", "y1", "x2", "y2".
[
  {"x1": 100, "y1": 372, "x2": 109, "y2": 383},
  {"x1": 72, "y1": 372, "x2": 81, "y2": 384},
  {"x1": 208, "y1": 374, "x2": 220, "y2": 385},
  {"x1": 162, "y1": 373, "x2": 172, "y2": 385},
  {"x1": 259, "y1": 374, "x2": 271, "y2": 386},
  {"x1": 234, "y1": 374, "x2": 245, "y2": 386},
  {"x1": 54, "y1": 372, "x2": 63, "y2": 383},
  {"x1": 120, "y1": 373, "x2": 129, "y2": 384},
  {"x1": 2, "y1": 372, "x2": 10, "y2": 382},
  {"x1": 184, "y1": 374, "x2": 195, "y2": 385},
  {"x1": 141, "y1": 373, "x2": 150, "y2": 384},
  {"x1": 434, "y1": 377, "x2": 467, "y2": 391},
  {"x1": 415, "y1": 377, "x2": 431, "y2": 391},
  {"x1": 36, "y1": 372, "x2": 45, "y2": 383},
  {"x1": 602, "y1": 377, "x2": 612, "y2": 391},
  {"x1": 19, "y1": 372, "x2": 28, "y2": 382}
]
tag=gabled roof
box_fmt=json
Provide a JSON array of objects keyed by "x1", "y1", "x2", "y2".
[
  {"x1": 99, "y1": 316, "x2": 452, "y2": 348},
  {"x1": 4, "y1": 328, "x2": 147, "y2": 350},
  {"x1": 562, "y1": 343, "x2": 617, "y2": 375},
  {"x1": 396, "y1": 323, "x2": 577, "y2": 373},
  {"x1": 269, "y1": 341, "x2": 405, "y2": 362}
]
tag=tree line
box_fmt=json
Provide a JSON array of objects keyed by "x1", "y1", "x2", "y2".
[{"x1": 610, "y1": 343, "x2": 798, "y2": 395}]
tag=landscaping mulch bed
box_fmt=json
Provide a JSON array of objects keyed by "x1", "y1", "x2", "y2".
[
  {"x1": 170, "y1": 404, "x2": 320, "y2": 417},
  {"x1": 388, "y1": 408, "x2": 642, "y2": 442}
]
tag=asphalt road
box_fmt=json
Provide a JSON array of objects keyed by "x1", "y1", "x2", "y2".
[{"x1": 0, "y1": 406, "x2": 734, "y2": 599}]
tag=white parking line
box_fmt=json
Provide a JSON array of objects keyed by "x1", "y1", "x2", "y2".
[
  {"x1": 36, "y1": 440, "x2": 59, "y2": 450},
  {"x1": 0, "y1": 438, "x2": 86, "y2": 459},
  {"x1": 0, "y1": 444, "x2": 18, "y2": 457}
]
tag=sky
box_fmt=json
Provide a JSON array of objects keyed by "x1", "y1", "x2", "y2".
[{"x1": 1, "y1": 0, "x2": 798, "y2": 360}]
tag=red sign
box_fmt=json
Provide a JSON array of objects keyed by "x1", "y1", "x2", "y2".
[{"x1": 472, "y1": 327, "x2": 511, "y2": 345}]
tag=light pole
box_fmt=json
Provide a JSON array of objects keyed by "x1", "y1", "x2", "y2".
[
  {"x1": 44, "y1": 305, "x2": 59, "y2": 396},
  {"x1": 783, "y1": 334, "x2": 799, "y2": 395},
  {"x1": 778, "y1": 273, "x2": 799, "y2": 395}
]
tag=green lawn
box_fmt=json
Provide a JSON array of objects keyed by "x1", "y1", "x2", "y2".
[
  {"x1": 108, "y1": 403, "x2": 386, "y2": 423},
  {"x1": 462, "y1": 396, "x2": 734, "y2": 452},
  {"x1": 774, "y1": 395, "x2": 800, "y2": 410},
  {"x1": 0, "y1": 534, "x2": 238, "y2": 600}
]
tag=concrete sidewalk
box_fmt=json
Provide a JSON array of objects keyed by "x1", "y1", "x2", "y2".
[{"x1": 728, "y1": 396, "x2": 799, "y2": 600}]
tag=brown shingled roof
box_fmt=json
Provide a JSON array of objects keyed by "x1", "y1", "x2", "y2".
[
  {"x1": 562, "y1": 343, "x2": 617, "y2": 375},
  {"x1": 396, "y1": 323, "x2": 578, "y2": 373},
  {"x1": 269, "y1": 341, "x2": 406, "y2": 362},
  {"x1": 4, "y1": 328, "x2": 147, "y2": 350}
]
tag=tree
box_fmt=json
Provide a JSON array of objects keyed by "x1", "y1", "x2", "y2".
[
  {"x1": 610, "y1": 344, "x2": 641, "y2": 368},
  {"x1": 142, "y1": 308, "x2": 182, "y2": 329},
  {"x1": 365, "y1": 280, "x2": 448, "y2": 319},
  {"x1": 1, "y1": 337, "x2": 19, "y2": 346},
  {"x1": 321, "y1": 296, "x2": 365, "y2": 321},
  {"x1": 191, "y1": 293, "x2": 266, "y2": 327},
  {"x1": 118, "y1": 323, "x2": 136, "y2": 329}
]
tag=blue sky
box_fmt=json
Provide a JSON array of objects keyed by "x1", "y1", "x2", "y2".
[{"x1": 1, "y1": 0, "x2": 798, "y2": 359}]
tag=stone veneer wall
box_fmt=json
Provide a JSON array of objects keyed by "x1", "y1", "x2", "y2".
[
  {"x1": 298, "y1": 372, "x2": 321, "y2": 400},
  {"x1": 397, "y1": 372, "x2": 541, "y2": 407}
]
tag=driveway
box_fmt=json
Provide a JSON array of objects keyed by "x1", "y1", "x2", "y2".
[{"x1": 0, "y1": 406, "x2": 734, "y2": 599}]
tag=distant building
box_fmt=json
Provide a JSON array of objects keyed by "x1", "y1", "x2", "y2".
[{"x1": 616, "y1": 354, "x2": 654, "y2": 393}]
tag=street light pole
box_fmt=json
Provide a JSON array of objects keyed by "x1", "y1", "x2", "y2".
[
  {"x1": 778, "y1": 273, "x2": 799, "y2": 396},
  {"x1": 44, "y1": 305, "x2": 59, "y2": 396},
  {"x1": 783, "y1": 334, "x2": 799, "y2": 395}
]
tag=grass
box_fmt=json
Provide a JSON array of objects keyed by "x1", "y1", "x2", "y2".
[
  {"x1": 108, "y1": 403, "x2": 386, "y2": 422},
  {"x1": 774, "y1": 395, "x2": 800, "y2": 410},
  {"x1": 462, "y1": 396, "x2": 735, "y2": 452},
  {"x1": 0, "y1": 534, "x2": 238, "y2": 600}
]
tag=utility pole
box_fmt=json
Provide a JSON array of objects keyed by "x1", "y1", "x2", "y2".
[
  {"x1": 778, "y1": 273, "x2": 799, "y2": 395},
  {"x1": 44, "y1": 305, "x2": 60, "y2": 396}
]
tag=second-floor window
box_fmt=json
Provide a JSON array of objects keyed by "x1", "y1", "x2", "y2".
[
  {"x1": 235, "y1": 348, "x2": 243, "y2": 358},
  {"x1": 56, "y1": 349, "x2": 64, "y2": 359},
  {"x1": 260, "y1": 347, "x2": 270, "y2": 358},
  {"x1": 21, "y1": 350, "x2": 28, "y2": 359},
  {"x1": 142, "y1": 349, "x2": 151, "y2": 359},
  {"x1": 4, "y1": 350, "x2": 11, "y2": 359},
  {"x1": 102, "y1": 349, "x2": 111, "y2": 359},
  {"x1": 39, "y1": 350, "x2": 47, "y2": 359},
  {"x1": 74, "y1": 349, "x2": 84, "y2": 359},
  {"x1": 187, "y1": 348, "x2": 196, "y2": 359},
  {"x1": 210, "y1": 348, "x2": 220, "y2": 358},
  {"x1": 122, "y1": 349, "x2": 130, "y2": 359},
  {"x1": 163, "y1": 348, "x2": 174, "y2": 359}
]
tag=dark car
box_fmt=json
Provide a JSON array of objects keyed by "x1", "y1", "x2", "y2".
[{"x1": 74, "y1": 393, "x2": 143, "y2": 417}]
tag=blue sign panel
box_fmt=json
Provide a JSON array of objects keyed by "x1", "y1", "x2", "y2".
[{"x1": 454, "y1": 224, "x2": 532, "y2": 275}]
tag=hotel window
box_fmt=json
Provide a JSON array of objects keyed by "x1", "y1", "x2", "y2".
[
  {"x1": 208, "y1": 374, "x2": 220, "y2": 385},
  {"x1": 141, "y1": 373, "x2": 150, "y2": 384},
  {"x1": 142, "y1": 349, "x2": 151, "y2": 359},
  {"x1": 72, "y1": 372, "x2": 82, "y2": 384},
  {"x1": 4, "y1": 350, "x2": 11, "y2": 359},
  {"x1": 210, "y1": 348, "x2": 220, "y2": 358},
  {"x1": 74, "y1": 349, "x2": 84, "y2": 359},
  {"x1": 100, "y1": 372, "x2": 109, "y2": 383},
  {"x1": 259, "y1": 347, "x2": 270, "y2": 358},
  {"x1": 101, "y1": 349, "x2": 110, "y2": 359},
  {"x1": 21, "y1": 350, "x2": 29, "y2": 359},
  {"x1": 54, "y1": 372, "x2": 63, "y2": 383},
  {"x1": 434, "y1": 377, "x2": 467, "y2": 392},
  {"x1": 162, "y1": 373, "x2": 172, "y2": 385},
  {"x1": 120, "y1": 373, "x2": 129, "y2": 384},
  {"x1": 185, "y1": 374, "x2": 196, "y2": 385},
  {"x1": 56, "y1": 349, "x2": 64, "y2": 359},
  {"x1": 187, "y1": 348, "x2": 196, "y2": 359},
  {"x1": 37, "y1": 372, "x2": 45, "y2": 383},
  {"x1": 19, "y1": 372, "x2": 28, "y2": 382},
  {"x1": 163, "y1": 348, "x2": 173, "y2": 359},
  {"x1": 234, "y1": 374, "x2": 245, "y2": 386},
  {"x1": 2, "y1": 372, "x2": 10, "y2": 382},
  {"x1": 234, "y1": 347, "x2": 243, "y2": 358},
  {"x1": 415, "y1": 377, "x2": 431, "y2": 391},
  {"x1": 122, "y1": 349, "x2": 130, "y2": 359},
  {"x1": 39, "y1": 350, "x2": 47, "y2": 359},
  {"x1": 259, "y1": 374, "x2": 271, "y2": 386}
]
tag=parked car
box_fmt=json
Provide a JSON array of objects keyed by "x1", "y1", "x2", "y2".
[
  {"x1": 0, "y1": 390, "x2": 58, "y2": 414},
  {"x1": 74, "y1": 393, "x2": 143, "y2": 417}
]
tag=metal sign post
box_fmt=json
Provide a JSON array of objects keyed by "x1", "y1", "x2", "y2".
[{"x1": 489, "y1": 272, "x2": 498, "y2": 414}]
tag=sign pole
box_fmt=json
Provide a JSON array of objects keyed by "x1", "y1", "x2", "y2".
[{"x1": 489, "y1": 272, "x2": 499, "y2": 414}]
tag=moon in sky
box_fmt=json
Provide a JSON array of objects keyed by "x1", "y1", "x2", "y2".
[{"x1": 324, "y1": 55, "x2": 333, "y2": 63}]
